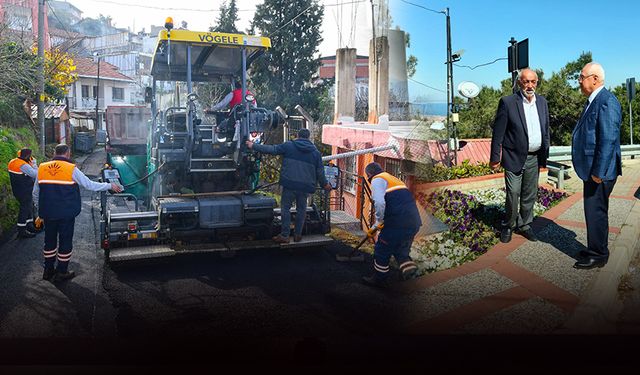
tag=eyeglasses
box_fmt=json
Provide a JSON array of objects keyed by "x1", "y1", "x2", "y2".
[
  {"x1": 578, "y1": 74, "x2": 596, "y2": 82},
  {"x1": 520, "y1": 79, "x2": 538, "y2": 85}
]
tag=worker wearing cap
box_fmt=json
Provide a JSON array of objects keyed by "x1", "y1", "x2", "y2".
[
  {"x1": 7, "y1": 148, "x2": 38, "y2": 239},
  {"x1": 362, "y1": 162, "x2": 422, "y2": 287},
  {"x1": 33, "y1": 144, "x2": 123, "y2": 282}
]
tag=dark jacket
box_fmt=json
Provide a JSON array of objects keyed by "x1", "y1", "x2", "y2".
[
  {"x1": 252, "y1": 138, "x2": 328, "y2": 193},
  {"x1": 490, "y1": 92, "x2": 550, "y2": 173},
  {"x1": 571, "y1": 88, "x2": 622, "y2": 181},
  {"x1": 37, "y1": 156, "x2": 81, "y2": 220}
]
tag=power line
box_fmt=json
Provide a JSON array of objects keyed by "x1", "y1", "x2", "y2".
[
  {"x1": 408, "y1": 77, "x2": 446, "y2": 93},
  {"x1": 70, "y1": 0, "x2": 256, "y2": 12},
  {"x1": 398, "y1": 0, "x2": 445, "y2": 15},
  {"x1": 454, "y1": 57, "x2": 507, "y2": 70},
  {"x1": 270, "y1": 0, "x2": 367, "y2": 36}
]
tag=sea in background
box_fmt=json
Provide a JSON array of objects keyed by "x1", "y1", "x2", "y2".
[{"x1": 410, "y1": 102, "x2": 448, "y2": 116}]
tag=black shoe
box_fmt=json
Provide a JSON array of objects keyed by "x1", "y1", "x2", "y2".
[
  {"x1": 17, "y1": 230, "x2": 36, "y2": 239},
  {"x1": 401, "y1": 268, "x2": 418, "y2": 281},
  {"x1": 361, "y1": 275, "x2": 389, "y2": 288},
  {"x1": 53, "y1": 270, "x2": 76, "y2": 282},
  {"x1": 517, "y1": 228, "x2": 538, "y2": 242},
  {"x1": 578, "y1": 250, "x2": 596, "y2": 258},
  {"x1": 500, "y1": 228, "x2": 512, "y2": 243},
  {"x1": 573, "y1": 257, "x2": 607, "y2": 269},
  {"x1": 42, "y1": 268, "x2": 55, "y2": 281}
]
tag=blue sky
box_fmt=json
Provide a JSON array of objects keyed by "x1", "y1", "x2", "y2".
[{"x1": 392, "y1": 0, "x2": 640, "y2": 103}]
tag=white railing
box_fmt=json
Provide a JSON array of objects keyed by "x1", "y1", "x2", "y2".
[{"x1": 548, "y1": 145, "x2": 640, "y2": 161}]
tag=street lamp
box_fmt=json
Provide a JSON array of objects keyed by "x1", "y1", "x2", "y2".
[{"x1": 94, "y1": 53, "x2": 101, "y2": 130}]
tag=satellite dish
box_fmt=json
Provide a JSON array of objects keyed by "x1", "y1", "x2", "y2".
[{"x1": 458, "y1": 81, "x2": 480, "y2": 98}]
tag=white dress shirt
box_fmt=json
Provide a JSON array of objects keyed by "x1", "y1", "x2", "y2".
[{"x1": 520, "y1": 91, "x2": 542, "y2": 152}]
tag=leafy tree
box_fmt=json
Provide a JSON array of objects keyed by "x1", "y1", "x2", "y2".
[
  {"x1": 249, "y1": 0, "x2": 326, "y2": 116},
  {"x1": 536, "y1": 52, "x2": 592, "y2": 145},
  {"x1": 199, "y1": 0, "x2": 241, "y2": 106},
  {"x1": 404, "y1": 32, "x2": 417, "y2": 78},
  {"x1": 210, "y1": 0, "x2": 239, "y2": 33},
  {"x1": 455, "y1": 85, "x2": 503, "y2": 139}
]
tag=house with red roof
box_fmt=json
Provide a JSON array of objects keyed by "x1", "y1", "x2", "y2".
[{"x1": 67, "y1": 56, "x2": 135, "y2": 129}]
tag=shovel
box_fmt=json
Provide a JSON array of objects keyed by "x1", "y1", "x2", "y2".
[{"x1": 335, "y1": 224, "x2": 382, "y2": 262}]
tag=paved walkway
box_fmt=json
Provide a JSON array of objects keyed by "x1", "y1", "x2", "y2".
[{"x1": 384, "y1": 158, "x2": 640, "y2": 334}]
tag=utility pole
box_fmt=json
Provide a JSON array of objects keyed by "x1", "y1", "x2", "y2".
[
  {"x1": 370, "y1": 0, "x2": 378, "y2": 122},
  {"x1": 95, "y1": 55, "x2": 101, "y2": 130},
  {"x1": 445, "y1": 7, "x2": 457, "y2": 166},
  {"x1": 37, "y1": 0, "x2": 45, "y2": 156}
]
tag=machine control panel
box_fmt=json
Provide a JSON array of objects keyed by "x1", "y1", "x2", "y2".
[{"x1": 101, "y1": 167, "x2": 124, "y2": 193}]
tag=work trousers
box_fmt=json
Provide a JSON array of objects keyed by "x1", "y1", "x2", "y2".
[
  {"x1": 16, "y1": 196, "x2": 34, "y2": 232},
  {"x1": 503, "y1": 154, "x2": 539, "y2": 231},
  {"x1": 43, "y1": 217, "x2": 75, "y2": 273},
  {"x1": 583, "y1": 178, "x2": 616, "y2": 260},
  {"x1": 280, "y1": 188, "x2": 308, "y2": 238},
  {"x1": 372, "y1": 227, "x2": 419, "y2": 281}
]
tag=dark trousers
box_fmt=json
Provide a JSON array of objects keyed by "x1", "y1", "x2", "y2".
[
  {"x1": 373, "y1": 227, "x2": 419, "y2": 280},
  {"x1": 280, "y1": 188, "x2": 308, "y2": 238},
  {"x1": 503, "y1": 154, "x2": 539, "y2": 231},
  {"x1": 43, "y1": 217, "x2": 75, "y2": 273},
  {"x1": 583, "y1": 178, "x2": 616, "y2": 259},
  {"x1": 16, "y1": 196, "x2": 34, "y2": 232}
]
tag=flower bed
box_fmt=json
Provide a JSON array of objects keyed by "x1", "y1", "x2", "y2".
[{"x1": 411, "y1": 186, "x2": 567, "y2": 274}]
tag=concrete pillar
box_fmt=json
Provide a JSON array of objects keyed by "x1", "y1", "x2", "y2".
[
  {"x1": 368, "y1": 36, "x2": 389, "y2": 124},
  {"x1": 334, "y1": 48, "x2": 356, "y2": 123}
]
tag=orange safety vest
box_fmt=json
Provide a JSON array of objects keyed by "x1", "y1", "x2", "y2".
[
  {"x1": 370, "y1": 172, "x2": 421, "y2": 229},
  {"x1": 8, "y1": 158, "x2": 34, "y2": 200},
  {"x1": 371, "y1": 172, "x2": 408, "y2": 193},
  {"x1": 37, "y1": 158, "x2": 81, "y2": 219}
]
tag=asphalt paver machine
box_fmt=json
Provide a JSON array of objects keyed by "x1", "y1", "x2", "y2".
[{"x1": 99, "y1": 21, "x2": 332, "y2": 262}]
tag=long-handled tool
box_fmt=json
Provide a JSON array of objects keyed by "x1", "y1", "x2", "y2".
[{"x1": 335, "y1": 224, "x2": 383, "y2": 262}]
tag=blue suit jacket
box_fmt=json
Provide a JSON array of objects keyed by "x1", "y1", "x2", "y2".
[{"x1": 571, "y1": 88, "x2": 622, "y2": 181}]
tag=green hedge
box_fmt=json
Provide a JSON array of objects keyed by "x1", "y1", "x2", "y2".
[
  {"x1": 0, "y1": 126, "x2": 43, "y2": 237},
  {"x1": 417, "y1": 159, "x2": 503, "y2": 183}
]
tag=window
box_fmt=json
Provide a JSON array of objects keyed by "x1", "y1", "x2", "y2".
[
  {"x1": 343, "y1": 154, "x2": 356, "y2": 194},
  {"x1": 93, "y1": 86, "x2": 99, "y2": 99},
  {"x1": 6, "y1": 6, "x2": 32, "y2": 31},
  {"x1": 81, "y1": 85, "x2": 90, "y2": 99},
  {"x1": 112, "y1": 87, "x2": 124, "y2": 101},
  {"x1": 384, "y1": 159, "x2": 406, "y2": 182}
]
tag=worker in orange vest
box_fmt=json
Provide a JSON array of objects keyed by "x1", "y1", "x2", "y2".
[
  {"x1": 33, "y1": 144, "x2": 123, "y2": 282},
  {"x1": 7, "y1": 148, "x2": 39, "y2": 239},
  {"x1": 362, "y1": 162, "x2": 422, "y2": 288}
]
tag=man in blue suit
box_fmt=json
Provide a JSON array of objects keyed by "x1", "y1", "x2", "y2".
[
  {"x1": 571, "y1": 62, "x2": 622, "y2": 269},
  {"x1": 490, "y1": 68, "x2": 550, "y2": 243}
]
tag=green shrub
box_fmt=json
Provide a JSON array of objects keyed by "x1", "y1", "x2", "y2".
[
  {"x1": 417, "y1": 159, "x2": 502, "y2": 183},
  {"x1": 0, "y1": 126, "x2": 42, "y2": 236}
]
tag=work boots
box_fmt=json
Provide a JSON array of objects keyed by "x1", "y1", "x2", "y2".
[{"x1": 17, "y1": 229, "x2": 36, "y2": 239}]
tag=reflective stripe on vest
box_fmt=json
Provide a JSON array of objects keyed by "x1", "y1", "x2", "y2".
[
  {"x1": 8, "y1": 158, "x2": 28, "y2": 175},
  {"x1": 38, "y1": 160, "x2": 76, "y2": 186},
  {"x1": 371, "y1": 172, "x2": 407, "y2": 193}
]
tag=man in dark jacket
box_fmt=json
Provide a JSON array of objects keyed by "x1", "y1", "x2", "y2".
[
  {"x1": 7, "y1": 148, "x2": 38, "y2": 238},
  {"x1": 33, "y1": 144, "x2": 122, "y2": 282},
  {"x1": 490, "y1": 68, "x2": 550, "y2": 243},
  {"x1": 246, "y1": 128, "x2": 331, "y2": 243}
]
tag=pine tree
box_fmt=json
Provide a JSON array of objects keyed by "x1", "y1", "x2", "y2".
[
  {"x1": 249, "y1": 0, "x2": 325, "y2": 116},
  {"x1": 210, "y1": 0, "x2": 239, "y2": 33}
]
